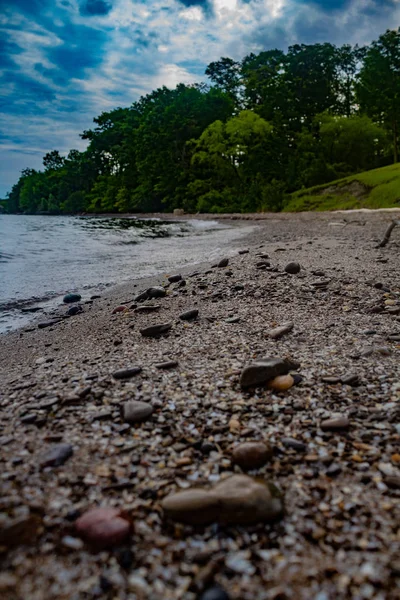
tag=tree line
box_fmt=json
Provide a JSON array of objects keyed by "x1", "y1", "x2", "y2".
[{"x1": 4, "y1": 28, "x2": 400, "y2": 215}]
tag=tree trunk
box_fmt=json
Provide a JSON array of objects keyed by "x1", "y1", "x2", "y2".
[{"x1": 394, "y1": 120, "x2": 398, "y2": 164}]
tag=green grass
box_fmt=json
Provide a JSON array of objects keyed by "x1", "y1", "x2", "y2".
[{"x1": 284, "y1": 163, "x2": 400, "y2": 212}]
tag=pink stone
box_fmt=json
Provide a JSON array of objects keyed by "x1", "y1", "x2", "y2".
[
  {"x1": 112, "y1": 306, "x2": 129, "y2": 314},
  {"x1": 75, "y1": 508, "x2": 131, "y2": 548}
]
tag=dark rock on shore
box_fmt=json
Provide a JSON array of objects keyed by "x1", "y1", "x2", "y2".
[
  {"x1": 179, "y1": 309, "x2": 199, "y2": 321},
  {"x1": 40, "y1": 443, "x2": 73, "y2": 468},
  {"x1": 155, "y1": 360, "x2": 178, "y2": 369},
  {"x1": 112, "y1": 367, "x2": 142, "y2": 380},
  {"x1": 38, "y1": 319, "x2": 62, "y2": 329},
  {"x1": 67, "y1": 305, "x2": 83, "y2": 316},
  {"x1": 200, "y1": 587, "x2": 231, "y2": 600},
  {"x1": 321, "y1": 417, "x2": 350, "y2": 432},
  {"x1": 134, "y1": 305, "x2": 161, "y2": 313},
  {"x1": 63, "y1": 293, "x2": 82, "y2": 304},
  {"x1": 217, "y1": 258, "x2": 229, "y2": 268},
  {"x1": 140, "y1": 323, "x2": 172, "y2": 337},
  {"x1": 232, "y1": 441, "x2": 273, "y2": 471},
  {"x1": 122, "y1": 401, "x2": 153, "y2": 423},
  {"x1": 285, "y1": 262, "x2": 301, "y2": 274},
  {"x1": 168, "y1": 274, "x2": 182, "y2": 283},
  {"x1": 240, "y1": 357, "x2": 294, "y2": 389}
]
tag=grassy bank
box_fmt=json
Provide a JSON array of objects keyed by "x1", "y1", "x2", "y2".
[{"x1": 284, "y1": 163, "x2": 400, "y2": 212}]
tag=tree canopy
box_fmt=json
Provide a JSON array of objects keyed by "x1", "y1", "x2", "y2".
[{"x1": 4, "y1": 28, "x2": 399, "y2": 215}]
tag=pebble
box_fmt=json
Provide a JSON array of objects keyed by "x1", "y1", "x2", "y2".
[
  {"x1": 267, "y1": 321, "x2": 294, "y2": 339},
  {"x1": 200, "y1": 586, "x2": 230, "y2": 600},
  {"x1": 63, "y1": 293, "x2": 82, "y2": 304},
  {"x1": 179, "y1": 309, "x2": 199, "y2": 321},
  {"x1": 321, "y1": 376, "x2": 341, "y2": 384},
  {"x1": 134, "y1": 305, "x2": 161, "y2": 313},
  {"x1": 38, "y1": 319, "x2": 62, "y2": 329},
  {"x1": 161, "y1": 474, "x2": 283, "y2": 525},
  {"x1": 238, "y1": 249, "x2": 249, "y2": 255},
  {"x1": 0, "y1": 515, "x2": 42, "y2": 547},
  {"x1": 140, "y1": 323, "x2": 172, "y2": 337},
  {"x1": 282, "y1": 437, "x2": 307, "y2": 452},
  {"x1": 321, "y1": 417, "x2": 350, "y2": 432},
  {"x1": 267, "y1": 374, "x2": 295, "y2": 391},
  {"x1": 232, "y1": 441, "x2": 272, "y2": 471},
  {"x1": 240, "y1": 357, "x2": 292, "y2": 388},
  {"x1": 40, "y1": 443, "x2": 73, "y2": 468},
  {"x1": 225, "y1": 316, "x2": 240, "y2": 323},
  {"x1": 112, "y1": 305, "x2": 129, "y2": 314},
  {"x1": 75, "y1": 508, "x2": 131, "y2": 548},
  {"x1": 61, "y1": 535, "x2": 84, "y2": 550},
  {"x1": 112, "y1": 367, "x2": 142, "y2": 380},
  {"x1": 122, "y1": 401, "x2": 153, "y2": 423},
  {"x1": 284, "y1": 262, "x2": 301, "y2": 274},
  {"x1": 341, "y1": 373, "x2": 360, "y2": 386},
  {"x1": 168, "y1": 274, "x2": 182, "y2": 283},
  {"x1": 155, "y1": 360, "x2": 178, "y2": 369},
  {"x1": 217, "y1": 258, "x2": 229, "y2": 268},
  {"x1": 67, "y1": 305, "x2": 83, "y2": 316},
  {"x1": 147, "y1": 286, "x2": 167, "y2": 299}
]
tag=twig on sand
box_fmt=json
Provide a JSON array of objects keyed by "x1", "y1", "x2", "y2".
[{"x1": 376, "y1": 220, "x2": 399, "y2": 248}]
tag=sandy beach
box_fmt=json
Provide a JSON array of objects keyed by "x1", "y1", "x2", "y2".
[{"x1": 0, "y1": 211, "x2": 399, "y2": 600}]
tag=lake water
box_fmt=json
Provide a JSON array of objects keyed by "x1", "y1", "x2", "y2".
[{"x1": 0, "y1": 215, "x2": 253, "y2": 333}]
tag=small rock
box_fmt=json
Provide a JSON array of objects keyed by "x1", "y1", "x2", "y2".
[
  {"x1": 40, "y1": 443, "x2": 73, "y2": 468},
  {"x1": 67, "y1": 305, "x2": 83, "y2": 316},
  {"x1": 282, "y1": 437, "x2": 307, "y2": 452},
  {"x1": 75, "y1": 508, "x2": 131, "y2": 548},
  {"x1": 341, "y1": 373, "x2": 360, "y2": 386},
  {"x1": 38, "y1": 319, "x2": 62, "y2": 329},
  {"x1": 147, "y1": 286, "x2": 167, "y2": 299},
  {"x1": 161, "y1": 474, "x2": 283, "y2": 525},
  {"x1": 384, "y1": 476, "x2": 400, "y2": 489},
  {"x1": 217, "y1": 258, "x2": 229, "y2": 268},
  {"x1": 112, "y1": 305, "x2": 129, "y2": 314},
  {"x1": 267, "y1": 374, "x2": 295, "y2": 391},
  {"x1": 285, "y1": 262, "x2": 301, "y2": 274},
  {"x1": 112, "y1": 367, "x2": 142, "y2": 380},
  {"x1": 240, "y1": 357, "x2": 294, "y2": 389},
  {"x1": 20, "y1": 414, "x2": 37, "y2": 424},
  {"x1": 0, "y1": 515, "x2": 42, "y2": 547},
  {"x1": 225, "y1": 316, "x2": 240, "y2": 323},
  {"x1": 155, "y1": 360, "x2": 178, "y2": 369},
  {"x1": 140, "y1": 323, "x2": 172, "y2": 337},
  {"x1": 134, "y1": 305, "x2": 161, "y2": 313},
  {"x1": 61, "y1": 535, "x2": 84, "y2": 550},
  {"x1": 63, "y1": 293, "x2": 82, "y2": 304},
  {"x1": 321, "y1": 417, "x2": 350, "y2": 432},
  {"x1": 179, "y1": 309, "x2": 199, "y2": 321},
  {"x1": 232, "y1": 441, "x2": 272, "y2": 471},
  {"x1": 122, "y1": 401, "x2": 153, "y2": 423},
  {"x1": 238, "y1": 250, "x2": 249, "y2": 255},
  {"x1": 168, "y1": 274, "x2": 182, "y2": 283},
  {"x1": 326, "y1": 464, "x2": 342, "y2": 477},
  {"x1": 321, "y1": 376, "x2": 341, "y2": 384},
  {"x1": 200, "y1": 586, "x2": 230, "y2": 600},
  {"x1": 267, "y1": 322, "x2": 293, "y2": 339}
]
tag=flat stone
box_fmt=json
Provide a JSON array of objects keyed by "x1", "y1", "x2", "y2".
[
  {"x1": 75, "y1": 508, "x2": 131, "y2": 548},
  {"x1": 200, "y1": 587, "x2": 231, "y2": 600},
  {"x1": 240, "y1": 358, "x2": 292, "y2": 389},
  {"x1": 168, "y1": 274, "x2": 182, "y2": 283},
  {"x1": 267, "y1": 374, "x2": 295, "y2": 392},
  {"x1": 281, "y1": 437, "x2": 307, "y2": 452},
  {"x1": 179, "y1": 309, "x2": 199, "y2": 321},
  {"x1": 112, "y1": 305, "x2": 129, "y2": 314},
  {"x1": 112, "y1": 367, "x2": 142, "y2": 380},
  {"x1": 67, "y1": 305, "x2": 83, "y2": 316},
  {"x1": 321, "y1": 417, "x2": 350, "y2": 432},
  {"x1": 341, "y1": 373, "x2": 360, "y2": 386},
  {"x1": 122, "y1": 401, "x2": 153, "y2": 423},
  {"x1": 140, "y1": 323, "x2": 172, "y2": 337},
  {"x1": 155, "y1": 360, "x2": 178, "y2": 369},
  {"x1": 267, "y1": 322, "x2": 294, "y2": 339},
  {"x1": 217, "y1": 258, "x2": 229, "y2": 268},
  {"x1": 232, "y1": 441, "x2": 272, "y2": 471},
  {"x1": 63, "y1": 293, "x2": 82, "y2": 304},
  {"x1": 147, "y1": 286, "x2": 167, "y2": 299},
  {"x1": 225, "y1": 316, "x2": 240, "y2": 323},
  {"x1": 134, "y1": 305, "x2": 161, "y2": 313},
  {"x1": 284, "y1": 262, "x2": 301, "y2": 274},
  {"x1": 38, "y1": 320, "x2": 62, "y2": 329},
  {"x1": 162, "y1": 474, "x2": 283, "y2": 525},
  {"x1": 40, "y1": 443, "x2": 73, "y2": 468},
  {"x1": 321, "y1": 376, "x2": 341, "y2": 384}
]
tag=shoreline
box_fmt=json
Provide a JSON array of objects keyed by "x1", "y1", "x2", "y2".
[{"x1": 0, "y1": 212, "x2": 399, "y2": 599}]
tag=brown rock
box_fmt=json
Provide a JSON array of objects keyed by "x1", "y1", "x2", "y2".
[
  {"x1": 267, "y1": 322, "x2": 294, "y2": 340},
  {"x1": 75, "y1": 507, "x2": 131, "y2": 548},
  {"x1": 267, "y1": 374, "x2": 295, "y2": 392},
  {"x1": 240, "y1": 358, "x2": 291, "y2": 389},
  {"x1": 161, "y1": 490, "x2": 220, "y2": 525},
  {"x1": 232, "y1": 441, "x2": 272, "y2": 471},
  {"x1": 122, "y1": 401, "x2": 153, "y2": 423},
  {"x1": 0, "y1": 515, "x2": 42, "y2": 547},
  {"x1": 321, "y1": 417, "x2": 350, "y2": 432}
]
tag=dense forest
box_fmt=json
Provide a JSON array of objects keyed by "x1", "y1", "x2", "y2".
[{"x1": 3, "y1": 28, "x2": 400, "y2": 215}]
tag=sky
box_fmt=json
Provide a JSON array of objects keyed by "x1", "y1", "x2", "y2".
[{"x1": 0, "y1": 0, "x2": 399, "y2": 197}]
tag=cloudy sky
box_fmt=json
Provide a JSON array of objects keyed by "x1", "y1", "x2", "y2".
[{"x1": 0, "y1": 0, "x2": 399, "y2": 197}]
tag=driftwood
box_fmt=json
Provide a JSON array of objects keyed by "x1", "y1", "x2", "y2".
[{"x1": 376, "y1": 220, "x2": 399, "y2": 248}]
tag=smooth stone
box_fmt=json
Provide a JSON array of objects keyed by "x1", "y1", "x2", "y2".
[
  {"x1": 134, "y1": 305, "x2": 161, "y2": 313},
  {"x1": 147, "y1": 286, "x2": 167, "y2": 299},
  {"x1": 112, "y1": 305, "x2": 129, "y2": 314},
  {"x1": 140, "y1": 323, "x2": 172, "y2": 337},
  {"x1": 40, "y1": 443, "x2": 73, "y2": 468},
  {"x1": 233, "y1": 284, "x2": 245, "y2": 291},
  {"x1": 321, "y1": 376, "x2": 341, "y2": 384},
  {"x1": 38, "y1": 320, "x2": 62, "y2": 329},
  {"x1": 217, "y1": 258, "x2": 229, "y2": 268},
  {"x1": 232, "y1": 441, "x2": 272, "y2": 471},
  {"x1": 284, "y1": 262, "x2": 301, "y2": 274},
  {"x1": 281, "y1": 437, "x2": 307, "y2": 452},
  {"x1": 122, "y1": 401, "x2": 153, "y2": 423},
  {"x1": 200, "y1": 587, "x2": 231, "y2": 600},
  {"x1": 162, "y1": 474, "x2": 283, "y2": 525},
  {"x1": 112, "y1": 367, "x2": 142, "y2": 380},
  {"x1": 179, "y1": 309, "x2": 199, "y2": 321},
  {"x1": 238, "y1": 249, "x2": 249, "y2": 255},
  {"x1": 67, "y1": 305, "x2": 83, "y2": 316},
  {"x1": 63, "y1": 293, "x2": 82, "y2": 304},
  {"x1": 168, "y1": 274, "x2": 182, "y2": 283},
  {"x1": 75, "y1": 508, "x2": 131, "y2": 548},
  {"x1": 240, "y1": 357, "x2": 292, "y2": 389},
  {"x1": 225, "y1": 316, "x2": 240, "y2": 323},
  {"x1": 267, "y1": 322, "x2": 294, "y2": 339},
  {"x1": 267, "y1": 374, "x2": 295, "y2": 391},
  {"x1": 341, "y1": 373, "x2": 360, "y2": 386},
  {"x1": 321, "y1": 417, "x2": 350, "y2": 432},
  {"x1": 20, "y1": 414, "x2": 37, "y2": 424},
  {"x1": 155, "y1": 360, "x2": 178, "y2": 369},
  {"x1": 0, "y1": 515, "x2": 42, "y2": 547}
]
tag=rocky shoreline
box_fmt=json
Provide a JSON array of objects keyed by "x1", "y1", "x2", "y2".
[{"x1": 0, "y1": 212, "x2": 399, "y2": 599}]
